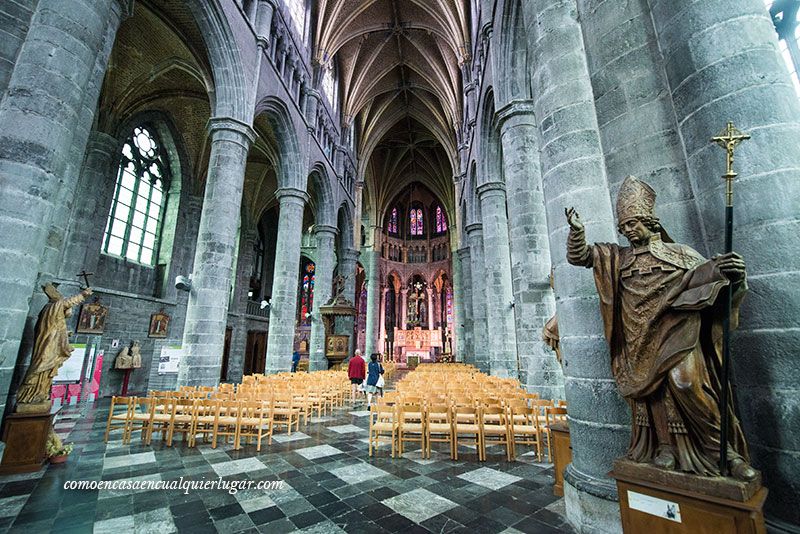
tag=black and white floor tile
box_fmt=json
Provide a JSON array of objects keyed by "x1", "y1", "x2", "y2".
[{"x1": 0, "y1": 386, "x2": 574, "y2": 533}]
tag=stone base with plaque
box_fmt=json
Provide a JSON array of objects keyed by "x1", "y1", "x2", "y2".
[{"x1": 611, "y1": 460, "x2": 766, "y2": 534}]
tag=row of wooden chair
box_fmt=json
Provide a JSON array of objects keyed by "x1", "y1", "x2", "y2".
[{"x1": 369, "y1": 400, "x2": 567, "y2": 462}]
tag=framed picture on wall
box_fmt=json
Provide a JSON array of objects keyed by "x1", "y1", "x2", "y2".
[
  {"x1": 76, "y1": 301, "x2": 109, "y2": 334},
  {"x1": 149, "y1": 310, "x2": 170, "y2": 338}
]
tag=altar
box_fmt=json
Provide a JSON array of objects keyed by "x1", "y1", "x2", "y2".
[{"x1": 394, "y1": 327, "x2": 442, "y2": 363}]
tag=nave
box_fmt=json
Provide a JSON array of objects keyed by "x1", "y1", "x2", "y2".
[{"x1": 0, "y1": 373, "x2": 571, "y2": 534}]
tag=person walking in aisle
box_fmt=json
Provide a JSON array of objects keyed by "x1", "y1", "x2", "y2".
[
  {"x1": 364, "y1": 353, "x2": 384, "y2": 406},
  {"x1": 348, "y1": 350, "x2": 366, "y2": 404}
]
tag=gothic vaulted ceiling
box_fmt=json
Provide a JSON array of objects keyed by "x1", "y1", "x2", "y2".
[{"x1": 313, "y1": 0, "x2": 470, "y2": 220}]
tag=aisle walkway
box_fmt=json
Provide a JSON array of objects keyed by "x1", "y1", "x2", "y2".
[{"x1": 0, "y1": 377, "x2": 573, "y2": 533}]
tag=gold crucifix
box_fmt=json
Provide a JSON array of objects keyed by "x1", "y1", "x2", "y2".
[{"x1": 711, "y1": 122, "x2": 751, "y2": 207}]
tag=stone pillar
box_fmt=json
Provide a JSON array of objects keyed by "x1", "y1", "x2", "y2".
[
  {"x1": 451, "y1": 249, "x2": 464, "y2": 361},
  {"x1": 648, "y1": 1, "x2": 800, "y2": 525},
  {"x1": 465, "y1": 223, "x2": 489, "y2": 373},
  {"x1": 576, "y1": 0, "x2": 705, "y2": 251},
  {"x1": 60, "y1": 131, "x2": 119, "y2": 277},
  {"x1": 308, "y1": 224, "x2": 337, "y2": 371},
  {"x1": 456, "y1": 248, "x2": 473, "y2": 364},
  {"x1": 178, "y1": 118, "x2": 255, "y2": 387},
  {"x1": 477, "y1": 182, "x2": 518, "y2": 378},
  {"x1": 496, "y1": 101, "x2": 562, "y2": 398},
  {"x1": 524, "y1": 1, "x2": 629, "y2": 532},
  {"x1": 363, "y1": 245, "x2": 381, "y2": 357},
  {"x1": 335, "y1": 248, "x2": 359, "y2": 355},
  {"x1": 0, "y1": 0, "x2": 128, "y2": 414},
  {"x1": 264, "y1": 187, "x2": 308, "y2": 373}
]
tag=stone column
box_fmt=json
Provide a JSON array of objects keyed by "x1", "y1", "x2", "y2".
[
  {"x1": 456, "y1": 248, "x2": 473, "y2": 364},
  {"x1": 178, "y1": 118, "x2": 255, "y2": 387},
  {"x1": 465, "y1": 223, "x2": 489, "y2": 373},
  {"x1": 451, "y1": 249, "x2": 464, "y2": 361},
  {"x1": 496, "y1": 101, "x2": 562, "y2": 398},
  {"x1": 477, "y1": 182, "x2": 518, "y2": 378},
  {"x1": 524, "y1": 1, "x2": 629, "y2": 532},
  {"x1": 363, "y1": 245, "x2": 381, "y2": 357},
  {"x1": 60, "y1": 131, "x2": 119, "y2": 277},
  {"x1": 648, "y1": 1, "x2": 800, "y2": 525},
  {"x1": 308, "y1": 224, "x2": 337, "y2": 371},
  {"x1": 0, "y1": 0, "x2": 128, "y2": 414},
  {"x1": 335, "y1": 248, "x2": 359, "y2": 355},
  {"x1": 576, "y1": 0, "x2": 705, "y2": 251},
  {"x1": 264, "y1": 187, "x2": 309, "y2": 373}
]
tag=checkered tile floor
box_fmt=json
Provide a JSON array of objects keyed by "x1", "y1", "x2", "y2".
[{"x1": 0, "y1": 386, "x2": 573, "y2": 533}]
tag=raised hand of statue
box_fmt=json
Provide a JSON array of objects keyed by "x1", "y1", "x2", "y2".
[
  {"x1": 713, "y1": 252, "x2": 746, "y2": 282},
  {"x1": 81, "y1": 287, "x2": 93, "y2": 298},
  {"x1": 565, "y1": 207, "x2": 584, "y2": 231}
]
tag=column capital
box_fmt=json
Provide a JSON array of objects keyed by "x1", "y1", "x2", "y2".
[
  {"x1": 339, "y1": 248, "x2": 360, "y2": 263},
  {"x1": 275, "y1": 187, "x2": 310, "y2": 205},
  {"x1": 313, "y1": 224, "x2": 338, "y2": 238},
  {"x1": 456, "y1": 247, "x2": 471, "y2": 260},
  {"x1": 465, "y1": 222, "x2": 483, "y2": 236},
  {"x1": 495, "y1": 99, "x2": 537, "y2": 132},
  {"x1": 86, "y1": 130, "x2": 118, "y2": 155},
  {"x1": 476, "y1": 181, "x2": 506, "y2": 199},
  {"x1": 207, "y1": 116, "x2": 257, "y2": 146}
]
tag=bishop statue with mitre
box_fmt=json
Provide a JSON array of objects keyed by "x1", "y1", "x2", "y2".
[{"x1": 566, "y1": 176, "x2": 757, "y2": 481}]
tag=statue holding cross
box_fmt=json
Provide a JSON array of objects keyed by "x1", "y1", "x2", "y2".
[{"x1": 16, "y1": 272, "x2": 94, "y2": 413}]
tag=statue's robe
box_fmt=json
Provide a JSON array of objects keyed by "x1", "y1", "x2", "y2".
[
  {"x1": 568, "y1": 229, "x2": 749, "y2": 476},
  {"x1": 17, "y1": 292, "x2": 84, "y2": 405}
]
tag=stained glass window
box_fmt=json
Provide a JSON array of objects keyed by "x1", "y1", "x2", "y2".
[
  {"x1": 410, "y1": 207, "x2": 424, "y2": 236},
  {"x1": 103, "y1": 125, "x2": 168, "y2": 266},
  {"x1": 435, "y1": 205, "x2": 448, "y2": 233},
  {"x1": 446, "y1": 286, "x2": 453, "y2": 326},
  {"x1": 764, "y1": 0, "x2": 800, "y2": 96},
  {"x1": 299, "y1": 261, "x2": 315, "y2": 325},
  {"x1": 388, "y1": 208, "x2": 398, "y2": 235}
]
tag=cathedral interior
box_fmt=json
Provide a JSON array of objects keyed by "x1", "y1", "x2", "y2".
[{"x1": 0, "y1": 0, "x2": 798, "y2": 532}]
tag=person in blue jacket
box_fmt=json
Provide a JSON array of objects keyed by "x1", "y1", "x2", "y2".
[
  {"x1": 364, "y1": 353, "x2": 384, "y2": 406},
  {"x1": 291, "y1": 350, "x2": 301, "y2": 372}
]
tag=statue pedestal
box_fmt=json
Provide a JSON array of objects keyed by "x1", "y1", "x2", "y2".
[
  {"x1": 611, "y1": 460, "x2": 767, "y2": 534},
  {"x1": 550, "y1": 421, "x2": 572, "y2": 497},
  {"x1": 0, "y1": 405, "x2": 60, "y2": 474}
]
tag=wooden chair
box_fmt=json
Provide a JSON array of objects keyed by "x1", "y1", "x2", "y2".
[
  {"x1": 398, "y1": 403, "x2": 425, "y2": 456},
  {"x1": 369, "y1": 402, "x2": 398, "y2": 458},
  {"x1": 212, "y1": 400, "x2": 241, "y2": 448},
  {"x1": 147, "y1": 397, "x2": 175, "y2": 445},
  {"x1": 453, "y1": 406, "x2": 482, "y2": 461},
  {"x1": 481, "y1": 406, "x2": 512, "y2": 462},
  {"x1": 544, "y1": 406, "x2": 568, "y2": 462},
  {"x1": 166, "y1": 399, "x2": 196, "y2": 446},
  {"x1": 272, "y1": 392, "x2": 300, "y2": 435},
  {"x1": 425, "y1": 404, "x2": 454, "y2": 459},
  {"x1": 508, "y1": 403, "x2": 542, "y2": 461},
  {"x1": 190, "y1": 399, "x2": 219, "y2": 447},
  {"x1": 125, "y1": 397, "x2": 155, "y2": 444},
  {"x1": 104, "y1": 396, "x2": 134, "y2": 443},
  {"x1": 237, "y1": 400, "x2": 272, "y2": 451}
]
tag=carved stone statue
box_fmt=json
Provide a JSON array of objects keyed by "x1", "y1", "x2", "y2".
[
  {"x1": 16, "y1": 284, "x2": 92, "y2": 413},
  {"x1": 130, "y1": 340, "x2": 142, "y2": 368},
  {"x1": 565, "y1": 175, "x2": 756, "y2": 481},
  {"x1": 114, "y1": 345, "x2": 131, "y2": 369}
]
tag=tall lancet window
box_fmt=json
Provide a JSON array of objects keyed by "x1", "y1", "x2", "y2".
[
  {"x1": 435, "y1": 205, "x2": 448, "y2": 234},
  {"x1": 286, "y1": 0, "x2": 306, "y2": 38},
  {"x1": 103, "y1": 125, "x2": 169, "y2": 266},
  {"x1": 388, "y1": 208, "x2": 399, "y2": 235},
  {"x1": 410, "y1": 206, "x2": 424, "y2": 236},
  {"x1": 765, "y1": 0, "x2": 800, "y2": 96}
]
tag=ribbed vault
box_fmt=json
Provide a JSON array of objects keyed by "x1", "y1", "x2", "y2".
[{"x1": 314, "y1": 0, "x2": 469, "y2": 222}]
